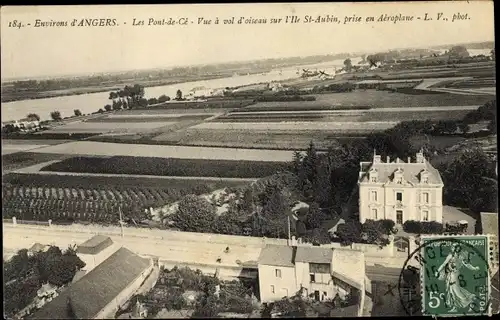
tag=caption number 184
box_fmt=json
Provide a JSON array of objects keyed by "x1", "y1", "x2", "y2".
[{"x1": 8, "y1": 20, "x2": 24, "y2": 29}]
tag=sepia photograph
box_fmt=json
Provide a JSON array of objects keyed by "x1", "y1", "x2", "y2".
[{"x1": 1, "y1": 2, "x2": 497, "y2": 319}]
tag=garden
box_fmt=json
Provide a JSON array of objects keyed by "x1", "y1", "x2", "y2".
[{"x1": 115, "y1": 266, "x2": 258, "y2": 319}]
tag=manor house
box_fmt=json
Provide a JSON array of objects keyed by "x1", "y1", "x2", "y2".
[{"x1": 358, "y1": 150, "x2": 444, "y2": 225}]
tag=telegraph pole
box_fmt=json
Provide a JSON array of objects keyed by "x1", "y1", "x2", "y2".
[
  {"x1": 118, "y1": 206, "x2": 124, "y2": 238},
  {"x1": 287, "y1": 215, "x2": 291, "y2": 245}
]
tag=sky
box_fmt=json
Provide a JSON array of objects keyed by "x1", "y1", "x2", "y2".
[{"x1": 1, "y1": 2, "x2": 495, "y2": 80}]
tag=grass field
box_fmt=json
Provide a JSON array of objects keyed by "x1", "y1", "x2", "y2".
[
  {"x1": 116, "y1": 108, "x2": 233, "y2": 115},
  {"x1": 40, "y1": 156, "x2": 290, "y2": 178}
]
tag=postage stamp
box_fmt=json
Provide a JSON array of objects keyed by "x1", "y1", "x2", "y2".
[{"x1": 420, "y1": 235, "x2": 491, "y2": 317}]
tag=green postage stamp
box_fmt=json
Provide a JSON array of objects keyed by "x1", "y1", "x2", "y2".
[{"x1": 420, "y1": 235, "x2": 491, "y2": 317}]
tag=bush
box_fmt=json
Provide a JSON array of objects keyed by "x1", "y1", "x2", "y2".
[{"x1": 403, "y1": 220, "x2": 443, "y2": 234}]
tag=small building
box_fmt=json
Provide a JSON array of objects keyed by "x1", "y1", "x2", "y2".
[
  {"x1": 30, "y1": 247, "x2": 153, "y2": 319},
  {"x1": 257, "y1": 244, "x2": 365, "y2": 307},
  {"x1": 480, "y1": 212, "x2": 499, "y2": 268},
  {"x1": 76, "y1": 235, "x2": 118, "y2": 273},
  {"x1": 358, "y1": 150, "x2": 444, "y2": 225}
]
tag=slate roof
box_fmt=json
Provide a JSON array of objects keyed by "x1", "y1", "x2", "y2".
[
  {"x1": 295, "y1": 246, "x2": 334, "y2": 264},
  {"x1": 77, "y1": 235, "x2": 113, "y2": 255},
  {"x1": 359, "y1": 157, "x2": 443, "y2": 185},
  {"x1": 480, "y1": 212, "x2": 498, "y2": 236},
  {"x1": 30, "y1": 247, "x2": 151, "y2": 319},
  {"x1": 258, "y1": 245, "x2": 335, "y2": 266},
  {"x1": 258, "y1": 244, "x2": 295, "y2": 267}
]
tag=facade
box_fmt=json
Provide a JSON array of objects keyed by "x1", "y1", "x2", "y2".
[
  {"x1": 358, "y1": 150, "x2": 444, "y2": 224},
  {"x1": 480, "y1": 212, "x2": 499, "y2": 268},
  {"x1": 258, "y1": 244, "x2": 364, "y2": 305},
  {"x1": 30, "y1": 247, "x2": 153, "y2": 319}
]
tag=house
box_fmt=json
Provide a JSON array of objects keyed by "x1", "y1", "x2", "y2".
[
  {"x1": 358, "y1": 150, "x2": 444, "y2": 225},
  {"x1": 29, "y1": 247, "x2": 153, "y2": 319},
  {"x1": 480, "y1": 212, "x2": 499, "y2": 268},
  {"x1": 322, "y1": 217, "x2": 345, "y2": 237},
  {"x1": 257, "y1": 244, "x2": 365, "y2": 307},
  {"x1": 76, "y1": 235, "x2": 118, "y2": 273}
]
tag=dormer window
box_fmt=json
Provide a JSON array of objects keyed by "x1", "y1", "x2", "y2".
[
  {"x1": 394, "y1": 168, "x2": 404, "y2": 184},
  {"x1": 420, "y1": 169, "x2": 429, "y2": 184},
  {"x1": 369, "y1": 167, "x2": 378, "y2": 183}
]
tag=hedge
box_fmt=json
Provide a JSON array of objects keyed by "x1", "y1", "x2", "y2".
[{"x1": 403, "y1": 220, "x2": 444, "y2": 234}]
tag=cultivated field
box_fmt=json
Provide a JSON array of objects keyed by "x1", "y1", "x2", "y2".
[
  {"x1": 191, "y1": 121, "x2": 399, "y2": 132},
  {"x1": 2, "y1": 152, "x2": 72, "y2": 172},
  {"x1": 239, "y1": 91, "x2": 494, "y2": 112},
  {"x1": 2, "y1": 172, "x2": 249, "y2": 224},
  {"x1": 153, "y1": 128, "x2": 360, "y2": 150},
  {"x1": 1, "y1": 139, "x2": 72, "y2": 156},
  {"x1": 40, "y1": 156, "x2": 289, "y2": 178},
  {"x1": 40, "y1": 121, "x2": 180, "y2": 134},
  {"x1": 28, "y1": 141, "x2": 296, "y2": 162}
]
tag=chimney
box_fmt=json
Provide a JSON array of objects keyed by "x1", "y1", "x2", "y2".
[
  {"x1": 387, "y1": 156, "x2": 390, "y2": 163},
  {"x1": 416, "y1": 150, "x2": 424, "y2": 163},
  {"x1": 373, "y1": 149, "x2": 381, "y2": 163},
  {"x1": 408, "y1": 157, "x2": 411, "y2": 163}
]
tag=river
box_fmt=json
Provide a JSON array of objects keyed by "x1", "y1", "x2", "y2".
[{"x1": 1, "y1": 58, "x2": 357, "y2": 122}]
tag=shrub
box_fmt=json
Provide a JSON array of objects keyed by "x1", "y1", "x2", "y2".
[{"x1": 403, "y1": 220, "x2": 443, "y2": 234}]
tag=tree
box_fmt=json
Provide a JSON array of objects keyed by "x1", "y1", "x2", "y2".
[
  {"x1": 304, "y1": 228, "x2": 331, "y2": 245},
  {"x1": 73, "y1": 109, "x2": 82, "y2": 117},
  {"x1": 148, "y1": 97, "x2": 158, "y2": 105},
  {"x1": 440, "y1": 148, "x2": 497, "y2": 213},
  {"x1": 491, "y1": 48, "x2": 495, "y2": 61},
  {"x1": 343, "y1": 58, "x2": 353, "y2": 72},
  {"x1": 170, "y1": 195, "x2": 218, "y2": 232},
  {"x1": 158, "y1": 94, "x2": 170, "y2": 103},
  {"x1": 305, "y1": 202, "x2": 327, "y2": 230},
  {"x1": 104, "y1": 104, "x2": 112, "y2": 112},
  {"x1": 362, "y1": 220, "x2": 390, "y2": 246},
  {"x1": 458, "y1": 122, "x2": 470, "y2": 134},
  {"x1": 335, "y1": 219, "x2": 363, "y2": 246},
  {"x1": 26, "y1": 113, "x2": 40, "y2": 121},
  {"x1": 448, "y1": 45, "x2": 470, "y2": 58},
  {"x1": 175, "y1": 89, "x2": 183, "y2": 101},
  {"x1": 50, "y1": 110, "x2": 62, "y2": 121}
]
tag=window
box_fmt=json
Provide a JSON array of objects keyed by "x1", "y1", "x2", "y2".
[
  {"x1": 371, "y1": 176, "x2": 377, "y2": 183},
  {"x1": 422, "y1": 192, "x2": 429, "y2": 204},
  {"x1": 275, "y1": 269, "x2": 281, "y2": 278},
  {"x1": 396, "y1": 177, "x2": 403, "y2": 184},
  {"x1": 310, "y1": 263, "x2": 330, "y2": 274},
  {"x1": 270, "y1": 285, "x2": 275, "y2": 294},
  {"x1": 310, "y1": 274, "x2": 316, "y2": 283},
  {"x1": 396, "y1": 192, "x2": 403, "y2": 202},
  {"x1": 372, "y1": 208, "x2": 378, "y2": 220},
  {"x1": 371, "y1": 191, "x2": 378, "y2": 202},
  {"x1": 423, "y1": 210, "x2": 429, "y2": 221},
  {"x1": 422, "y1": 177, "x2": 428, "y2": 183}
]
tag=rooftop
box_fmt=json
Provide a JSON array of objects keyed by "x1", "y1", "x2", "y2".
[
  {"x1": 77, "y1": 235, "x2": 113, "y2": 255},
  {"x1": 258, "y1": 244, "x2": 295, "y2": 267},
  {"x1": 359, "y1": 152, "x2": 443, "y2": 185},
  {"x1": 30, "y1": 247, "x2": 151, "y2": 319},
  {"x1": 480, "y1": 212, "x2": 498, "y2": 236},
  {"x1": 295, "y1": 246, "x2": 334, "y2": 264}
]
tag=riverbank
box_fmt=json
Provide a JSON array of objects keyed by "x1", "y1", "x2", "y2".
[{"x1": 1, "y1": 74, "x2": 233, "y2": 103}]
